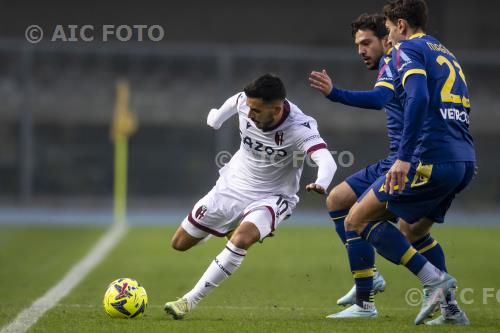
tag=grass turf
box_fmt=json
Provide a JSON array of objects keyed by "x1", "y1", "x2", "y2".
[
  {"x1": 1, "y1": 225, "x2": 498, "y2": 332},
  {"x1": 0, "y1": 226, "x2": 105, "y2": 327}
]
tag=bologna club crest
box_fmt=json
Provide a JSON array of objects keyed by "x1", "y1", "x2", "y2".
[
  {"x1": 195, "y1": 205, "x2": 207, "y2": 220},
  {"x1": 275, "y1": 130, "x2": 284, "y2": 146}
]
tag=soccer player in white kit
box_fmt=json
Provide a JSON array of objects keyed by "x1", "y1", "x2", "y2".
[{"x1": 164, "y1": 74, "x2": 337, "y2": 319}]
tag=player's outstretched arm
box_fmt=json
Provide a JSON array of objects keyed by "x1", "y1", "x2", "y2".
[
  {"x1": 309, "y1": 70, "x2": 393, "y2": 110},
  {"x1": 326, "y1": 86, "x2": 393, "y2": 110},
  {"x1": 305, "y1": 148, "x2": 337, "y2": 195},
  {"x1": 309, "y1": 69, "x2": 333, "y2": 96},
  {"x1": 207, "y1": 93, "x2": 241, "y2": 129}
]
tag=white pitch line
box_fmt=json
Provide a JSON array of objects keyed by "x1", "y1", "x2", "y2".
[{"x1": 0, "y1": 222, "x2": 127, "y2": 333}]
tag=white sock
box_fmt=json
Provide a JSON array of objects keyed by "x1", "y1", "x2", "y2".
[
  {"x1": 416, "y1": 262, "x2": 443, "y2": 285},
  {"x1": 183, "y1": 241, "x2": 246, "y2": 307}
]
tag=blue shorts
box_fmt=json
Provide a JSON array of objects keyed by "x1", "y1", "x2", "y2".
[
  {"x1": 369, "y1": 161, "x2": 475, "y2": 224},
  {"x1": 345, "y1": 156, "x2": 396, "y2": 198}
]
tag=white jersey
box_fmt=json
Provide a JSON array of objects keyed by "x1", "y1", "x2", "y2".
[{"x1": 210, "y1": 92, "x2": 328, "y2": 199}]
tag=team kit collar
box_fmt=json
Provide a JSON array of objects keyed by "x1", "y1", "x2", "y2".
[
  {"x1": 262, "y1": 100, "x2": 291, "y2": 132},
  {"x1": 409, "y1": 32, "x2": 426, "y2": 40}
]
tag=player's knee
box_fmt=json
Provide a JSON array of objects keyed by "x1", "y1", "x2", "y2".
[
  {"x1": 326, "y1": 184, "x2": 355, "y2": 211},
  {"x1": 325, "y1": 191, "x2": 337, "y2": 211},
  {"x1": 230, "y1": 233, "x2": 253, "y2": 250},
  {"x1": 344, "y1": 213, "x2": 356, "y2": 232},
  {"x1": 344, "y1": 210, "x2": 365, "y2": 234},
  {"x1": 230, "y1": 223, "x2": 260, "y2": 250},
  {"x1": 399, "y1": 223, "x2": 418, "y2": 243},
  {"x1": 400, "y1": 220, "x2": 430, "y2": 243},
  {"x1": 405, "y1": 228, "x2": 428, "y2": 244}
]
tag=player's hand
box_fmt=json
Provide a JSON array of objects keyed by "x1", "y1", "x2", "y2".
[
  {"x1": 309, "y1": 69, "x2": 333, "y2": 96},
  {"x1": 305, "y1": 183, "x2": 326, "y2": 195},
  {"x1": 385, "y1": 159, "x2": 411, "y2": 194}
]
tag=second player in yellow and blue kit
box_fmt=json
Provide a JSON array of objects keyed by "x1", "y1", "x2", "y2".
[
  {"x1": 334, "y1": 0, "x2": 476, "y2": 324},
  {"x1": 368, "y1": 32, "x2": 476, "y2": 224}
]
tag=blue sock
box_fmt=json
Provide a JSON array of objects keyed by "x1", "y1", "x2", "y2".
[
  {"x1": 363, "y1": 221, "x2": 428, "y2": 275},
  {"x1": 329, "y1": 209, "x2": 349, "y2": 244},
  {"x1": 346, "y1": 230, "x2": 374, "y2": 306},
  {"x1": 412, "y1": 234, "x2": 447, "y2": 272}
]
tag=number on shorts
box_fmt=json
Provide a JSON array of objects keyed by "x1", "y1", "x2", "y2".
[{"x1": 275, "y1": 196, "x2": 289, "y2": 217}]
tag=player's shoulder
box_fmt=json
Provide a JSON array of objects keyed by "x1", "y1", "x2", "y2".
[
  {"x1": 418, "y1": 35, "x2": 456, "y2": 59},
  {"x1": 285, "y1": 100, "x2": 318, "y2": 129},
  {"x1": 398, "y1": 33, "x2": 441, "y2": 54},
  {"x1": 235, "y1": 91, "x2": 246, "y2": 106},
  {"x1": 286, "y1": 111, "x2": 322, "y2": 145},
  {"x1": 393, "y1": 35, "x2": 429, "y2": 71},
  {"x1": 234, "y1": 92, "x2": 249, "y2": 115}
]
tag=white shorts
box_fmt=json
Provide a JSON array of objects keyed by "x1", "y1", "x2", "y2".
[{"x1": 181, "y1": 177, "x2": 297, "y2": 241}]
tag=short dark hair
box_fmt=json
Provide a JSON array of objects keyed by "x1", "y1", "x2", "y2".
[
  {"x1": 383, "y1": 0, "x2": 428, "y2": 30},
  {"x1": 244, "y1": 74, "x2": 286, "y2": 102},
  {"x1": 351, "y1": 13, "x2": 388, "y2": 39}
]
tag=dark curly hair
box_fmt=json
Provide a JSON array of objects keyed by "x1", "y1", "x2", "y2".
[
  {"x1": 383, "y1": 0, "x2": 428, "y2": 30},
  {"x1": 244, "y1": 74, "x2": 286, "y2": 102},
  {"x1": 351, "y1": 13, "x2": 388, "y2": 39}
]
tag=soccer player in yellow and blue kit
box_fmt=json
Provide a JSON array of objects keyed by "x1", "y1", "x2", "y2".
[
  {"x1": 309, "y1": 13, "x2": 398, "y2": 310},
  {"x1": 311, "y1": 13, "x2": 459, "y2": 319},
  {"x1": 329, "y1": 0, "x2": 475, "y2": 325}
]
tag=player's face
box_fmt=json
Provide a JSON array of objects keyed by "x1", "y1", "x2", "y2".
[
  {"x1": 246, "y1": 97, "x2": 282, "y2": 130},
  {"x1": 385, "y1": 19, "x2": 403, "y2": 45},
  {"x1": 354, "y1": 29, "x2": 384, "y2": 70}
]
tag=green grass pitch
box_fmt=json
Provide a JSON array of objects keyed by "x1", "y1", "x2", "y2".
[{"x1": 1, "y1": 224, "x2": 499, "y2": 332}]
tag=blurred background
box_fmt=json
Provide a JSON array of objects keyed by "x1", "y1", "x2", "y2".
[{"x1": 1, "y1": 0, "x2": 499, "y2": 224}]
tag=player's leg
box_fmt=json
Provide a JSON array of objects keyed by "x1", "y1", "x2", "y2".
[
  {"x1": 330, "y1": 188, "x2": 454, "y2": 320},
  {"x1": 326, "y1": 181, "x2": 357, "y2": 244},
  {"x1": 181, "y1": 209, "x2": 273, "y2": 303},
  {"x1": 400, "y1": 219, "x2": 448, "y2": 313},
  {"x1": 353, "y1": 163, "x2": 471, "y2": 322},
  {"x1": 410, "y1": 163, "x2": 474, "y2": 325},
  {"x1": 414, "y1": 161, "x2": 475, "y2": 276},
  {"x1": 170, "y1": 225, "x2": 207, "y2": 251},
  {"x1": 403, "y1": 217, "x2": 469, "y2": 326},
  {"x1": 328, "y1": 189, "x2": 388, "y2": 318},
  {"x1": 419, "y1": 201, "x2": 471, "y2": 324},
  {"x1": 165, "y1": 184, "x2": 251, "y2": 319},
  {"x1": 328, "y1": 163, "x2": 384, "y2": 243},
  {"x1": 169, "y1": 189, "x2": 221, "y2": 252},
  {"x1": 402, "y1": 218, "x2": 466, "y2": 325},
  {"x1": 165, "y1": 201, "x2": 280, "y2": 320},
  {"x1": 327, "y1": 172, "x2": 387, "y2": 307},
  {"x1": 400, "y1": 218, "x2": 448, "y2": 272},
  {"x1": 425, "y1": 163, "x2": 475, "y2": 325}
]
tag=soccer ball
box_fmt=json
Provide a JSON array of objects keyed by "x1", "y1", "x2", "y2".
[{"x1": 103, "y1": 278, "x2": 148, "y2": 319}]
